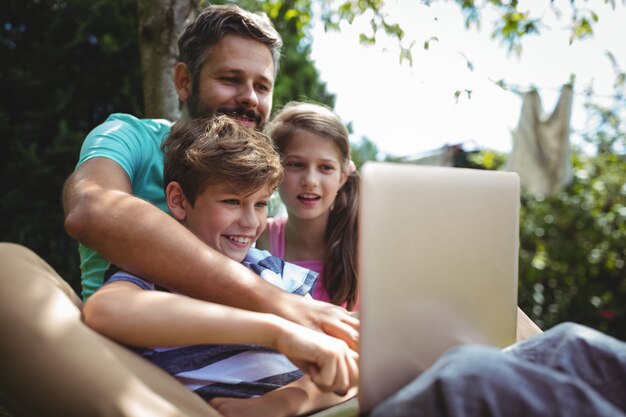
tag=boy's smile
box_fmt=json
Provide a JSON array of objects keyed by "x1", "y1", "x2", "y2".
[{"x1": 168, "y1": 182, "x2": 271, "y2": 262}]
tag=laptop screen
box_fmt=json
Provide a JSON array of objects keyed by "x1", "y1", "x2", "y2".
[{"x1": 358, "y1": 162, "x2": 519, "y2": 412}]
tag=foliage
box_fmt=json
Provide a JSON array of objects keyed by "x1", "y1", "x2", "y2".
[
  {"x1": 317, "y1": 0, "x2": 618, "y2": 61},
  {"x1": 517, "y1": 152, "x2": 626, "y2": 339},
  {"x1": 467, "y1": 142, "x2": 626, "y2": 340},
  {"x1": 350, "y1": 142, "x2": 626, "y2": 340},
  {"x1": 1, "y1": 0, "x2": 144, "y2": 293},
  {"x1": 350, "y1": 136, "x2": 382, "y2": 169},
  {"x1": 350, "y1": 118, "x2": 626, "y2": 340},
  {"x1": 580, "y1": 51, "x2": 626, "y2": 154},
  {"x1": 514, "y1": 58, "x2": 626, "y2": 338},
  {"x1": 467, "y1": 149, "x2": 506, "y2": 170},
  {"x1": 1, "y1": 0, "x2": 336, "y2": 292},
  {"x1": 320, "y1": 0, "x2": 412, "y2": 63},
  {"x1": 264, "y1": 0, "x2": 337, "y2": 110}
]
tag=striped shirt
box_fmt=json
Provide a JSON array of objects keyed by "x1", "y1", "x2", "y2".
[{"x1": 106, "y1": 248, "x2": 318, "y2": 401}]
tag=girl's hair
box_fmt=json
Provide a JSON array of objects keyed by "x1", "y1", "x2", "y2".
[
  {"x1": 268, "y1": 102, "x2": 359, "y2": 310},
  {"x1": 162, "y1": 115, "x2": 283, "y2": 205}
]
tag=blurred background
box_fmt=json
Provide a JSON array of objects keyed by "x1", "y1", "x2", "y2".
[{"x1": 1, "y1": 0, "x2": 625, "y2": 340}]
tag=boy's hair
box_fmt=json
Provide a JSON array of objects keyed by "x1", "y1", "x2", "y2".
[
  {"x1": 178, "y1": 4, "x2": 283, "y2": 82},
  {"x1": 162, "y1": 115, "x2": 283, "y2": 206},
  {"x1": 268, "y1": 101, "x2": 360, "y2": 310}
]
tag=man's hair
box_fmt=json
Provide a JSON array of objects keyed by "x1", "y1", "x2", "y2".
[
  {"x1": 162, "y1": 115, "x2": 283, "y2": 206},
  {"x1": 178, "y1": 4, "x2": 283, "y2": 82}
]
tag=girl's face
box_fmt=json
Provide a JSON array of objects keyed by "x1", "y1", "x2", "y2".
[{"x1": 279, "y1": 130, "x2": 347, "y2": 222}]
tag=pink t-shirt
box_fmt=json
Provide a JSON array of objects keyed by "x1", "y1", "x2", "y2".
[{"x1": 267, "y1": 217, "x2": 344, "y2": 306}]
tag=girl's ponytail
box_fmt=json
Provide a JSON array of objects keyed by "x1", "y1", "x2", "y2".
[{"x1": 324, "y1": 170, "x2": 359, "y2": 310}]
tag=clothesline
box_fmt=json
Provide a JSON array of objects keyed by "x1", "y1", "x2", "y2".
[{"x1": 489, "y1": 78, "x2": 626, "y2": 101}]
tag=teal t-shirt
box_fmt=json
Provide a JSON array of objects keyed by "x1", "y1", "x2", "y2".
[{"x1": 76, "y1": 113, "x2": 173, "y2": 300}]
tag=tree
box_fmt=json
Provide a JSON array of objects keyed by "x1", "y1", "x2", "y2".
[
  {"x1": 350, "y1": 136, "x2": 381, "y2": 168},
  {"x1": 138, "y1": 0, "x2": 196, "y2": 119}
]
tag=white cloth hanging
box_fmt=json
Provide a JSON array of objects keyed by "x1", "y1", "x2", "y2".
[{"x1": 503, "y1": 85, "x2": 574, "y2": 195}]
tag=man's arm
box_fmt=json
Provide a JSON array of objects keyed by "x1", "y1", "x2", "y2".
[
  {"x1": 209, "y1": 375, "x2": 357, "y2": 417},
  {"x1": 64, "y1": 158, "x2": 358, "y2": 346}
]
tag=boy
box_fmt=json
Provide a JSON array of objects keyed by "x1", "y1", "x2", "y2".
[{"x1": 83, "y1": 116, "x2": 358, "y2": 417}]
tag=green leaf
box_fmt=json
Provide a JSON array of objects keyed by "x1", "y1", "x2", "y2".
[{"x1": 359, "y1": 33, "x2": 376, "y2": 45}]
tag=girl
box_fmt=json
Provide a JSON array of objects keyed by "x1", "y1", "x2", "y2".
[{"x1": 258, "y1": 101, "x2": 359, "y2": 310}]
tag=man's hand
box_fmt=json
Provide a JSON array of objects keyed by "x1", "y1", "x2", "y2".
[
  {"x1": 272, "y1": 316, "x2": 359, "y2": 395},
  {"x1": 316, "y1": 301, "x2": 360, "y2": 352},
  {"x1": 277, "y1": 295, "x2": 360, "y2": 351}
]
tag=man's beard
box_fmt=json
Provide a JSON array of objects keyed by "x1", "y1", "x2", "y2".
[{"x1": 187, "y1": 85, "x2": 264, "y2": 130}]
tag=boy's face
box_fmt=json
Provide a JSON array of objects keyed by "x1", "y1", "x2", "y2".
[{"x1": 168, "y1": 182, "x2": 271, "y2": 262}]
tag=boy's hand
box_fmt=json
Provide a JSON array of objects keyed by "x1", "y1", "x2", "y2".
[{"x1": 272, "y1": 318, "x2": 359, "y2": 396}]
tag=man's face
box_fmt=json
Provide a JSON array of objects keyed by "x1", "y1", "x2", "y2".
[
  {"x1": 186, "y1": 35, "x2": 275, "y2": 130},
  {"x1": 175, "y1": 183, "x2": 271, "y2": 263}
]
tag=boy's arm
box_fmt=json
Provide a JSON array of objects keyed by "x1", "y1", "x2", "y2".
[
  {"x1": 83, "y1": 280, "x2": 358, "y2": 394},
  {"x1": 64, "y1": 158, "x2": 358, "y2": 348},
  {"x1": 210, "y1": 376, "x2": 357, "y2": 417}
]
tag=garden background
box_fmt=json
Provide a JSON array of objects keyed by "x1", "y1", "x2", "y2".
[{"x1": 2, "y1": 0, "x2": 625, "y2": 340}]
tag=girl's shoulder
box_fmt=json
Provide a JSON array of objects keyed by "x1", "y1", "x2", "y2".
[
  {"x1": 264, "y1": 216, "x2": 288, "y2": 257},
  {"x1": 267, "y1": 216, "x2": 288, "y2": 231},
  {"x1": 257, "y1": 216, "x2": 288, "y2": 253}
]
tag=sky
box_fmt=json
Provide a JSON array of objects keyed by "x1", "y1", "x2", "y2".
[{"x1": 309, "y1": 0, "x2": 626, "y2": 158}]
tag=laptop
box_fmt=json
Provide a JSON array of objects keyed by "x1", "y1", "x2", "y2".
[{"x1": 357, "y1": 162, "x2": 520, "y2": 413}]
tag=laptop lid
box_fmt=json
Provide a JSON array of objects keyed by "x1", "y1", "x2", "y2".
[{"x1": 358, "y1": 162, "x2": 519, "y2": 412}]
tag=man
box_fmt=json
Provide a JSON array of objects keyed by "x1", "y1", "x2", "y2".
[
  {"x1": 63, "y1": 5, "x2": 358, "y2": 339},
  {"x1": 0, "y1": 5, "x2": 355, "y2": 417},
  {"x1": 372, "y1": 322, "x2": 626, "y2": 417}
]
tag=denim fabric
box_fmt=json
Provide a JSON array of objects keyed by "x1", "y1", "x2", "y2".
[{"x1": 371, "y1": 323, "x2": 626, "y2": 417}]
